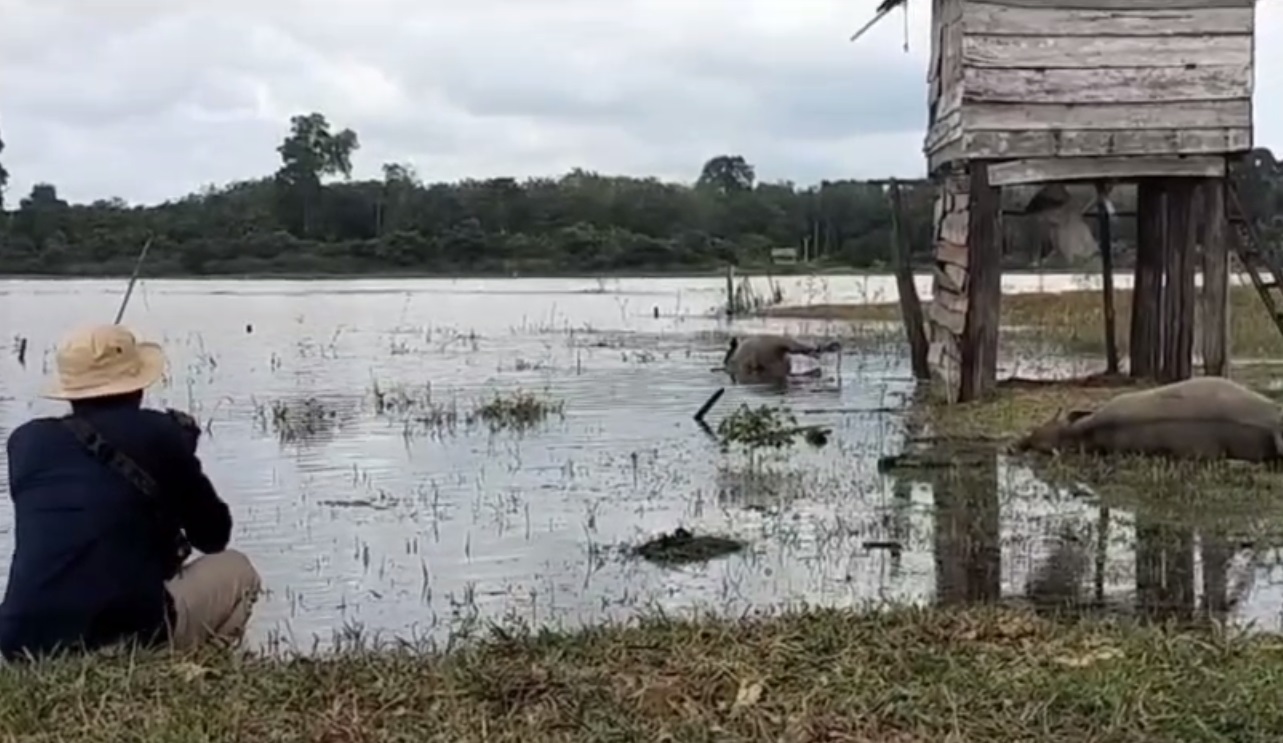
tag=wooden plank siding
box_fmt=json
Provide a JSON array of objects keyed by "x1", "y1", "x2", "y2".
[
  {"x1": 926, "y1": 172, "x2": 972, "y2": 401},
  {"x1": 986, "y1": 155, "x2": 1226, "y2": 187},
  {"x1": 926, "y1": 0, "x2": 966, "y2": 159},
  {"x1": 964, "y1": 4, "x2": 1253, "y2": 36},
  {"x1": 923, "y1": 0, "x2": 1255, "y2": 172}
]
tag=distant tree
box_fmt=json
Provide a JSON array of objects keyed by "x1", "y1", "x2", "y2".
[
  {"x1": 12, "y1": 183, "x2": 70, "y2": 255},
  {"x1": 697, "y1": 155, "x2": 755, "y2": 196},
  {"x1": 274, "y1": 112, "x2": 360, "y2": 237},
  {"x1": 0, "y1": 127, "x2": 9, "y2": 210},
  {"x1": 10, "y1": 113, "x2": 1264, "y2": 278},
  {"x1": 1236, "y1": 147, "x2": 1283, "y2": 243},
  {"x1": 378, "y1": 162, "x2": 419, "y2": 235}
]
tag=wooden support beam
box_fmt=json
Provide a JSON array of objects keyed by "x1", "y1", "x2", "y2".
[
  {"x1": 1200, "y1": 178, "x2": 1229, "y2": 376},
  {"x1": 978, "y1": 0, "x2": 1253, "y2": 11},
  {"x1": 1096, "y1": 182, "x2": 1120, "y2": 374},
  {"x1": 959, "y1": 162, "x2": 1002, "y2": 402},
  {"x1": 1159, "y1": 178, "x2": 1198, "y2": 382},
  {"x1": 1130, "y1": 180, "x2": 1164, "y2": 378},
  {"x1": 890, "y1": 180, "x2": 932, "y2": 381},
  {"x1": 987, "y1": 155, "x2": 1226, "y2": 187}
]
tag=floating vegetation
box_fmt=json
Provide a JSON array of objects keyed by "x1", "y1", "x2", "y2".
[
  {"x1": 370, "y1": 381, "x2": 564, "y2": 436},
  {"x1": 370, "y1": 380, "x2": 462, "y2": 436},
  {"x1": 632, "y1": 527, "x2": 746, "y2": 566},
  {"x1": 716, "y1": 403, "x2": 831, "y2": 470},
  {"x1": 317, "y1": 490, "x2": 400, "y2": 510},
  {"x1": 468, "y1": 389, "x2": 565, "y2": 432},
  {"x1": 371, "y1": 379, "x2": 434, "y2": 415},
  {"x1": 254, "y1": 396, "x2": 341, "y2": 441}
]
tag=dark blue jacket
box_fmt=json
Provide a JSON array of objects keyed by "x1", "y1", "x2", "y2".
[{"x1": 0, "y1": 400, "x2": 232, "y2": 661}]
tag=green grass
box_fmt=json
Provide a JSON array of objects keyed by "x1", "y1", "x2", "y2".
[
  {"x1": 914, "y1": 381, "x2": 1138, "y2": 440},
  {"x1": 7, "y1": 607, "x2": 1283, "y2": 741},
  {"x1": 907, "y1": 367, "x2": 1283, "y2": 444},
  {"x1": 765, "y1": 284, "x2": 1283, "y2": 358}
]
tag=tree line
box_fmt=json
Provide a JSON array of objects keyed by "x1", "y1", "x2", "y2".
[{"x1": 0, "y1": 113, "x2": 1279, "y2": 277}]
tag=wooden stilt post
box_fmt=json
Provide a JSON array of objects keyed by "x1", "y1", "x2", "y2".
[
  {"x1": 1131, "y1": 180, "x2": 1165, "y2": 379},
  {"x1": 1095, "y1": 181, "x2": 1120, "y2": 375},
  {"x1": 959, "y1": 161, "x2": 1001, "y2": 402},
  {"x1": 1200, "y1": 177, "x2": 1229, "y2": 376},
  {"x1": 890, "y1": 179, "x2": 931, "y2": 381},
  {"x1": 1160, "y1": 179, "x2": 1197, "y2": 382}
]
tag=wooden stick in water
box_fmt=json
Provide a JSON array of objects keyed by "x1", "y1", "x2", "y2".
[
  {"x1": 694, "y1": 388, "x2": 725, "y2": 423},
  {"x1": 114, "y1": 237, "x2": 154, "y2": 325}
]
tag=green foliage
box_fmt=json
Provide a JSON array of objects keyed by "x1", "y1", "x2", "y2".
[
  {"x1": 716, "y1": 404, "x2": 801, "y2": 455},
  {"x1": 0, "y1": 111, "x2": 1277, "y2": 277},
  {"x1": 274, "y1": 113, "x2": 360, "y2": 238},
  {"x1": 696, "y1": 154, "x2": 755, "y2": 195}
]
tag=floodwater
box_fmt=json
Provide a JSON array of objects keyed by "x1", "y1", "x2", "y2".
[{"x1": 0, "y1": 271, "x2": 1279, "y2": 651}]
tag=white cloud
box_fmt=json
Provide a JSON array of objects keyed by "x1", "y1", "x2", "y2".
[{"x1": 0, "y1": 0, "x2": 1278, "y2": 206}]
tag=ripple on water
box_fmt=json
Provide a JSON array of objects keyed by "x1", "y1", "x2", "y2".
[{"x1": 1, "y1": 273, "x2": 1280, "y2": 649}]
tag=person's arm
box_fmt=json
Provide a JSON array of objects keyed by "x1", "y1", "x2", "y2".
[
  {"x1": 153, "y1": 420, "x2": 232, "y2": 555},
  {"x1": 5, "y1": 427, "x2": 22, "y2": 494}
]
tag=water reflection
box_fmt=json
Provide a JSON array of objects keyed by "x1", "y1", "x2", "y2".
[
  {"x1": 884, "y1": 439, "x2": 1274, "y2": 628},
  {"x1": 1025, "y1": 520, "x2": 1091, "y2": 610},
  {"x1": 0, "y1": 274, "x2": 1280, "y2": 651},
  {"x1": 931, "y1": 454, "x2": 1002, "y2": 606},
  {"x1": 1135, "y1": 517, "x2": 1197, "y2": 621}
]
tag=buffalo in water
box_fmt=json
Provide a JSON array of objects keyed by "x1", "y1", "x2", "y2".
[
  {"x1": 1014, "y1": 377, "x2": 1283, "y2": 463},
  {"x1": 721, "y1": 334, "x2": 840, "y2": 386}
]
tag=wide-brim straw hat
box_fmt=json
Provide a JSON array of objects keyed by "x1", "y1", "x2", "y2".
[{"x1": 42, "y1": 323, "x2": 167, "y2": 401}]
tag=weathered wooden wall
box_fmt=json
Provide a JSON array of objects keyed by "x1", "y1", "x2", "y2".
[
  {"x1": 926, "y1": 0, "x2": 966, "y2": 164},
  {"x1": 926, "y1": 171, "x2": 970, "y2": 402},
  {"x1": 926, "y1": 165, "x2": 1002, "y2": 403},
  {"x1": 925, "y1": 0, "x2": 1256, "y2": 173}
]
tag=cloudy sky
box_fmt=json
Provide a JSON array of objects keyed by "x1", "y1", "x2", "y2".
[{"x1": 0, "y1": 0, "x2": 1279, "y2": 206}]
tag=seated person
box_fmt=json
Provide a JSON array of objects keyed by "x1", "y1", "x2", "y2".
[{"x1": 0, "y1": 323, "x2": 261, "y2": 661}]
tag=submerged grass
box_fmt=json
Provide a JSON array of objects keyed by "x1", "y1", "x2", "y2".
[
  {"x1": 471, "y1": 389, "x2": 565, "y2": 432},
  {"x1": 5, "y1": 607, "x2": 1283, "y2": 741},
  {"x1": 767, "y1": 284, "x2": 1283, "y2": 357},
  {"x1": 369, "y1": 382, "x2": 566, "y2": 436},
  {"x1": 254, "y1": 396, "x2": 342, "y2": 441}
]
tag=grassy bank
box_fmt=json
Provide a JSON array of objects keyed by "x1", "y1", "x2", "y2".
[
  {"x1": 903, "y1": 361, "x2": 1283, "y2": 444},
  {"x1": 912, "y1": 379, "x2": 1136, "y2": 440},
  {"x1": 5, "y1": 607, "x2": 1283, "y2": 741},
  {"x1": 765, "y1": 284, "x2": 1283, "y2": 358}
]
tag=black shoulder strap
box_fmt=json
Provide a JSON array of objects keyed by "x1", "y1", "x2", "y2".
[{"x1": 61, "y1": 416, "x2": 159, "y2": 500}]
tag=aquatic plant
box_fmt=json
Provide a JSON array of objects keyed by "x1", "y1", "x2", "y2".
[
  {"x1": 716, "y1": 403, "x2": 829, "y2": 471},
  {"x1": 468, "y1": 390, "x2": 565, "y2": 432},
  {"x1": 253, "y1": 396, "x2": 342, "y2": 442}
]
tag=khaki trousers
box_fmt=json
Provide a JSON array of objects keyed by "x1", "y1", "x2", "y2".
[{"x1": 164, "y1": 549, "x2": 262, "y2": 651}]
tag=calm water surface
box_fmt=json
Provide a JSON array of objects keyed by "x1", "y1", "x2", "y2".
[{"x1": 1, "y1": 272, "x2": 1280, "y2": 650}]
